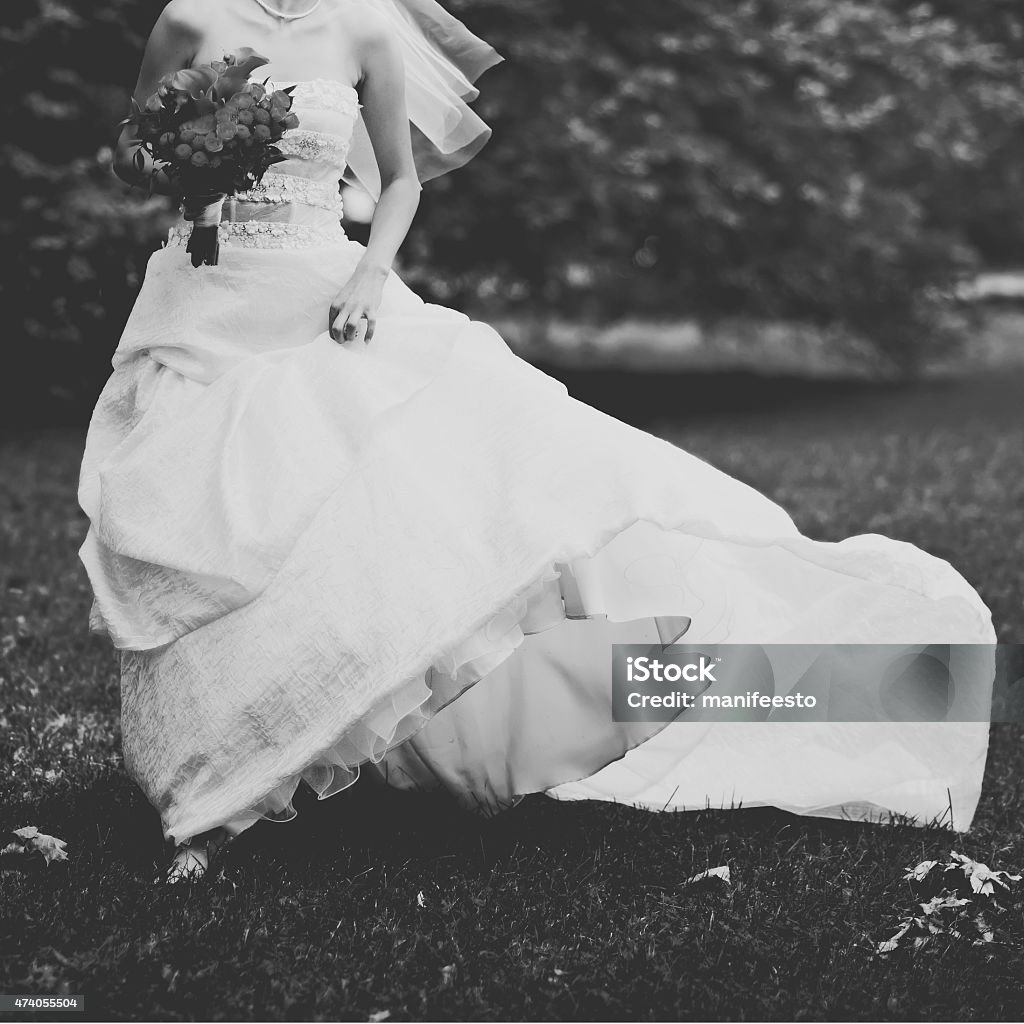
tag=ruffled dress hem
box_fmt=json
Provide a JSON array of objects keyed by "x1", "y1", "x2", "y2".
[
  {"x1": 158, "y1": 512, "x2": 697, "y2": 843},
  {"x1": 157, "y1": 507, "x2": 992, "y2": 844}
]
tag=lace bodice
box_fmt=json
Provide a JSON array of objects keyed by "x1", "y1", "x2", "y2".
[
  {"x1": 261, "y1": 79, "x2": 361, "y2": 180},
  {"x1": 167, "y1": 78, "x2": 361, "y2": 251}
]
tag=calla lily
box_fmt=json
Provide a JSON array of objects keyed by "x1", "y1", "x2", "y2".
[
  {"x1": 214, "y1": 69, "x2": 256, "y2": 102},
  {"x1": 165, "y1": 65, "x2": 220, "y2": 100},
  {"x1": 214, "y1": 55, "x2": 271, "y2": 103},
  {"x1": 189, "y1": 94, "x2": 216, "y2": 117},
  {"x1": 225, "y1": 48, "x2": 270, "y2": 77}
]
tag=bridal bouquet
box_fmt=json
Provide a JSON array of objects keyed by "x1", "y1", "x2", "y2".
[{"x1": 123, "y1": 48, "x2": 300, "y2": 267}]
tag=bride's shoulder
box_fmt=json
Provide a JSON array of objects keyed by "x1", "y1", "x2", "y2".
[
  {"x1": 323, "y1": 1, "x2": 398, "y2": 83},
  {"x1": 153, "y1": 0, "x2": 206, "y2": 38},
  {"x1": 332, "y1": 1, "x2": 392, "y2": 44}
]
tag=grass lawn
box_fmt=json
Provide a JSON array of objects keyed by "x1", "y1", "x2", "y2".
[{"x1": 1, "y1": 366, "x2": 1022, "y2": 1022}]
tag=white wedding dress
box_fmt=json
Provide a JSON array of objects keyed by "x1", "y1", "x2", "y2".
[{"x1": 78, "y1": 78, "x2": 997, "y2": 845}]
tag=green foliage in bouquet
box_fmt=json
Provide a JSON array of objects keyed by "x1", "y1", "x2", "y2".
[{"x1": 125, "y1": 48, "x2": 298, "y2": 197}]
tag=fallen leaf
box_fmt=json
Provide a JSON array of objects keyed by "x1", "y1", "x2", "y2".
[
  {"x1": 919, "y1": 895, "x2": 969, "y2": 915},
  {"x1": 685, "y1": 865, "x2": 731, "y2": 886},
  {"x1": 949, "y1": 851, "x2": 1022, "y2": 895},
  {"x1": 878, "y1": 919, "x2": 913, "y2": 953},
  {"x1": 1, "y1": 826, "x2": 68, "y2": 866},
  {"x1": 904, "y1": 859, "x2": 938, "y2": 882}
]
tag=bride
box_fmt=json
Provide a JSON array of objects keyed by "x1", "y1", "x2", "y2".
[{"x1": 80, "y1": 0, "x2": 996, "y2": 884}]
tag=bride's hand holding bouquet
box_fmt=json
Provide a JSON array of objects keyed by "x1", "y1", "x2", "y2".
[{"x1": 123, "y1": 48, "x2": 300, "y2": 267}]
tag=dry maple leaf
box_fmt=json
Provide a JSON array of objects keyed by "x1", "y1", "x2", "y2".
[{"x1": 1, "y1": 826, "x2": 69, "y2": 867}]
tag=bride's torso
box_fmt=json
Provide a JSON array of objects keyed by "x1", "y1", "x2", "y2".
[
  {"x1": 131, "y1": 74, "x2": 372, "y2": 379},
  {"x1": 165, "y1": 0, "x2": 366, "y2": 250},
  {"x1": 167, "y1": 76, "x2": 362, "y2": 250}
]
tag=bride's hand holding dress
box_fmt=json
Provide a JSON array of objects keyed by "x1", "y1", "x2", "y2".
[{"x1": 330, "y1": 262, "x2": 388, "y2": 344}]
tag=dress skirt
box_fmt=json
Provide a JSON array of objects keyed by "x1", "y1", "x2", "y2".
[{"x1": 77, "y1": 232, "x2": 997, "y2": 844}]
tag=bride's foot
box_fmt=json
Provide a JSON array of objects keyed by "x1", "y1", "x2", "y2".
[{"x1": 164, "y1": 826, "x2": 231, "y2": 885}]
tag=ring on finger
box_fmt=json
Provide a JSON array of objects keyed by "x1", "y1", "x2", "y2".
[{"x1": 346, "y1": 315, "x2": 368, "y2": 339}]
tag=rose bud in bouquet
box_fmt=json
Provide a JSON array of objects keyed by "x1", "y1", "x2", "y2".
[{"x1": 122, "y1": 48, "x2": 298, "y2": 267}]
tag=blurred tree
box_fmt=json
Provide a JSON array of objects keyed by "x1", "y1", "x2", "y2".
[
  {"x1": 1, "y1": 0, "x2": 173, "y2": 426},
  {"x1": 423, "y1": 0, "x2": 1024, "y2": 365},
  {"x1": 4, "y1": 0, "x2": 1024, "y2": 424},
  {"x1": 920, "y1": 0, "x2": 1024, "y2": 264}
]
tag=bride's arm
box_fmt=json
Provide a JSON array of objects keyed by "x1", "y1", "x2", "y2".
[
  {"x1": 355, "y1": 26, "x2": 422, "y2": 273},
  {"x1": 329, "y1": 22, "x2": 422, "y2": 344},
  {"x1": 112, "y1": 0, "x2": 201, "y2": 193}
]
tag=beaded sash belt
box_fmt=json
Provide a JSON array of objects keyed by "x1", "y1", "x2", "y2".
[
  {"x1": 165, "y1": 172, "x2": 347, "y2": 251},
  {"x1": 166, "y1": 221, "x2": 348, "y2": 250},
  {"x1": 232, "y1": 172, "x2": 345, "y2": 215}
]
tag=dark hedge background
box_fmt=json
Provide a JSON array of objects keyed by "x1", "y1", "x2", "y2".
[{"x1": 4, "y1": 0, "x2": 1024, "y2": 425}]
